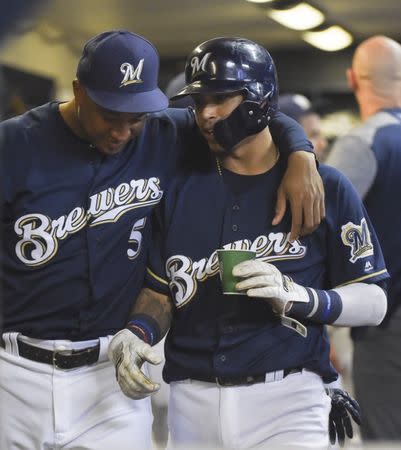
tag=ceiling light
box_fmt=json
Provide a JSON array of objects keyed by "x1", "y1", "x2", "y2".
[
  {"x1": 266, "y1": 2, "x2": 324, "y2": 30},
  {"x1": 302, "y1": 25, "x2": 353, "y2": 51}
]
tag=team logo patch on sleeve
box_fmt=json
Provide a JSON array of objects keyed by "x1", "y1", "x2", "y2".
[{"x1": 340, "y1": 218, "x2": 374, "y2": 263}]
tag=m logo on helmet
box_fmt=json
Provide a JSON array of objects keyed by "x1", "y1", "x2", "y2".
[
  {"x1": 190, "y1": 53, "x2": 211, "y2": 76},
  {"x1": 120, "y1": 60, "x2": 144, "y2": 87}
]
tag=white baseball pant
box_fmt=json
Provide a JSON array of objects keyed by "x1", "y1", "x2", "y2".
[
  {"x1": 0, "y1": 332, "x2": 153, "y2": 450},
  {"x1": 167, "y1": 369, "x2": 331, "y2": 449}
]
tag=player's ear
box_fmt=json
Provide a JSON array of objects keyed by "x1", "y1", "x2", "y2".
[
  {"x1": 346, "y1": 68, "x2": 357, "y2": 91},
  {"x1": 72, "y1": 79, "x2": 84, "y2": 102}
]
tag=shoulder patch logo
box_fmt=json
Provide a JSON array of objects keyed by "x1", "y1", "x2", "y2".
[
  {"x1": 120, "y1": 60, "x2": 144, "y2": 87},
  {"x1": 341, "y1": 218, "x2": 374, "y2": 263}
]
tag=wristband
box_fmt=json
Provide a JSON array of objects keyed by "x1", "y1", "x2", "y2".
[
  {"x1": 126, "y1": 314, "x2": 161, "y2": 346},
  {"x1": 289, "y1": 288, "x2": 342, "y2": 324}
]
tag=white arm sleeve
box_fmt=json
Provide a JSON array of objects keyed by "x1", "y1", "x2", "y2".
[{"x1": 332, "y1": 282, "x2": 387, "y2": 327}]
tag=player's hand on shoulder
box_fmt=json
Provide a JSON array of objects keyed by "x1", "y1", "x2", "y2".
[
  {"x1": 108, "y1": 328, "x2": 162, "y2": 400},
  {"x1": 326, "y1": 387, "x2": 362, "y2": 447},
  {"x1": 233, "y1": 260, "x2": 309, "y2": 314},
  {"x1": 273, "y1": 151, "x2": 325, "y2": 242}
]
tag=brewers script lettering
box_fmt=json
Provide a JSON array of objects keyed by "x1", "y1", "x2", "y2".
[
  {"x1": 166, "y1": 233, "x2": 306, "y2": 308},
  {"x1": 14, "y1": 177, "x2": 163, "y2": 266}
]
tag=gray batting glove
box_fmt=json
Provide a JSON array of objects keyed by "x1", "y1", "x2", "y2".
[
  {"x1": 234, "y1": 260, "x2": 309, "y2": 337},
  {"x1": 108, "y1": 329, "x2": 163, "y2": 400},
  {"x1": 234, "y1": 260, "x2": 309, "y2": 314}
]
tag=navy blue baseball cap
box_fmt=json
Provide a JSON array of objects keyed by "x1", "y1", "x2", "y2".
[
  {"x1": 77, "y1": 30, "x2": 168, "y2": 113},
  {"x1": 278, "y1": 94, "x2": 313, "y2": 123}
]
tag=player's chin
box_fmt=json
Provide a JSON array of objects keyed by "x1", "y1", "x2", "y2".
[
  {"x1": 206, "y1": 139, "x2": 225, "y2": 155},
  {"x1": 209, "y1": 146, "x2": 227, "y2": 157},
  {"x1": 99, "y1": 141, "x2": 127, "y2": 155},
  {"x1": 199, "y1": 130, "x2": 225, "y2": 154}
]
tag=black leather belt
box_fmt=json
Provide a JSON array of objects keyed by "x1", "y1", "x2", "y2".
[
  {"x1": 196, "y1": 367, "x2": 303, "y2": 387},
  {"x1": 0, "y1": 336, "x2": 100, "y2": 370}
]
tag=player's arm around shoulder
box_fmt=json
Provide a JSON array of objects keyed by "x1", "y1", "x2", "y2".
[
  {"x1": 275, "y1": 151, "x2": 325, "y2": 241},
  {"x1": 270, "y1": 112, "x2": 325, "y2": 242},
  {"x1": 158, "y1": 106, "x2": 195, "y2": 130},
  {"x1": 108, "y1": 287, "x2": 173, "y2": 400}
]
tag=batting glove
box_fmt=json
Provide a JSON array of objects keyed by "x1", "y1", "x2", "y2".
[
  {"x1": 108, "y1": 329, "x2": 163, "y2": 400},
  {"x1": 233, "y1": 260, "x2": 309, "y2": 337},
  {"x1": 326, "y1": 388, "x2": 362, "y2": 446},
  {"x1": 233, "y1": 260, "x2": 310, "y2": 313}
]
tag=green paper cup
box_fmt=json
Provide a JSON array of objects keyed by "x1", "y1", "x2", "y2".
[{"x1": 217, "y1": 249, "x2": 257, "y2": 295}]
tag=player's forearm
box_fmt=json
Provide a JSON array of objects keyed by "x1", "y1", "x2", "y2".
[
  {"x1": 234, "y1": 261, "x2": 387, "y2": 327},
  {"x1": 269, "y1": 111, "x2": 313, "y2": 156},
  {"x1": 331, "y1": 283, "x2": 387, "y2": 326},
  {"x1": 288, "y1": 282, "x2": 387, "y2": 327},
  {"x1": 125, "y1": 287, "x2": 173, "y2": 345}
]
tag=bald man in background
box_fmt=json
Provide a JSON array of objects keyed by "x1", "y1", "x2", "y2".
[{"x1": 326, "y1": 35, "x2": 401, "y2": 442}]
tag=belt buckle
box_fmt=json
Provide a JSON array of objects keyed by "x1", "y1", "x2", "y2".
[
  {"x1": 52, "y1": 348, "x2": 74, "y2": 370},
  {"x1": 53, "y1": 346, "x2": 98, "y2": 370}
]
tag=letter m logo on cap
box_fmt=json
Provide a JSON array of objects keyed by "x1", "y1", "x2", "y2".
[{"x1": 120, "y1": 60, "x2": 144, "y2": 87}]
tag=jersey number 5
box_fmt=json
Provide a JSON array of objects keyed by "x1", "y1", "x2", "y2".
[{"x1": 127, "y1": 217, "x2": 146, "y2": 260}]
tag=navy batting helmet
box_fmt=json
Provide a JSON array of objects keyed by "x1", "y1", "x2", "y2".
[{"x1": 171, "y1": 37, "x2": 279, "y2": 151}]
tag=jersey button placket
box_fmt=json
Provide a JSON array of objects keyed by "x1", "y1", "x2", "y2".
[{"x1": 231, "y1": 203, "x2": 240, "y2": 233}]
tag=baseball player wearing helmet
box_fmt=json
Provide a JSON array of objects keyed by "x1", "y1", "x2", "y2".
[
  {"x1": 0, "y1": 30, "x2": 323, "y2": 450},
  {"x1": 108, "y1": 37, "x2": 389, "y2": 449}
]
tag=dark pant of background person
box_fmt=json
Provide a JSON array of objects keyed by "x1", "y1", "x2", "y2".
[{"x1": 353, "y1": 306, "x2": 401, "y2": 442}]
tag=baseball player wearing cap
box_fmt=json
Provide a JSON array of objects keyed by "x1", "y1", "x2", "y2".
[
  {"x1": 108, "y1": 37, "x2": 388, "y2": 449},
  {"x1": 279, "y1": 94, "x2": 329, "y2": 162},
  {"x1": 0, "y1": 30, "x2": 323, "y2": 450}
]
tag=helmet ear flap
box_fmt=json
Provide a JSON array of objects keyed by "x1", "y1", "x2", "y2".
[
  {"x1": 213, "y1": 98, "x2": 273, "y2": 152},
  {"x1": 259, "y1": 90, "x2": 273, "y2": 110},
  {"x1": 213, "y1": 80, "x2": 278, "y2": 152},
  {"x1": 253, "y1": 79, "x2": 278, "y2": 111}
]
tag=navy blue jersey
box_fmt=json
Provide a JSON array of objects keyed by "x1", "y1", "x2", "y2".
[
  {"x1": 0, "y1": 103, "x2": 192, "y2": 339},
  {"x1": 0, "y1": 103, "x2": 310, "y2": 340},
  {"x1": 146, "y1": 154, "x2": 389, "y2": 384}
]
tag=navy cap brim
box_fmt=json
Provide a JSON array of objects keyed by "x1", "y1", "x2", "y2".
[{"x1": 85, "y1": 86, "x2": 169, "y2": 113}]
